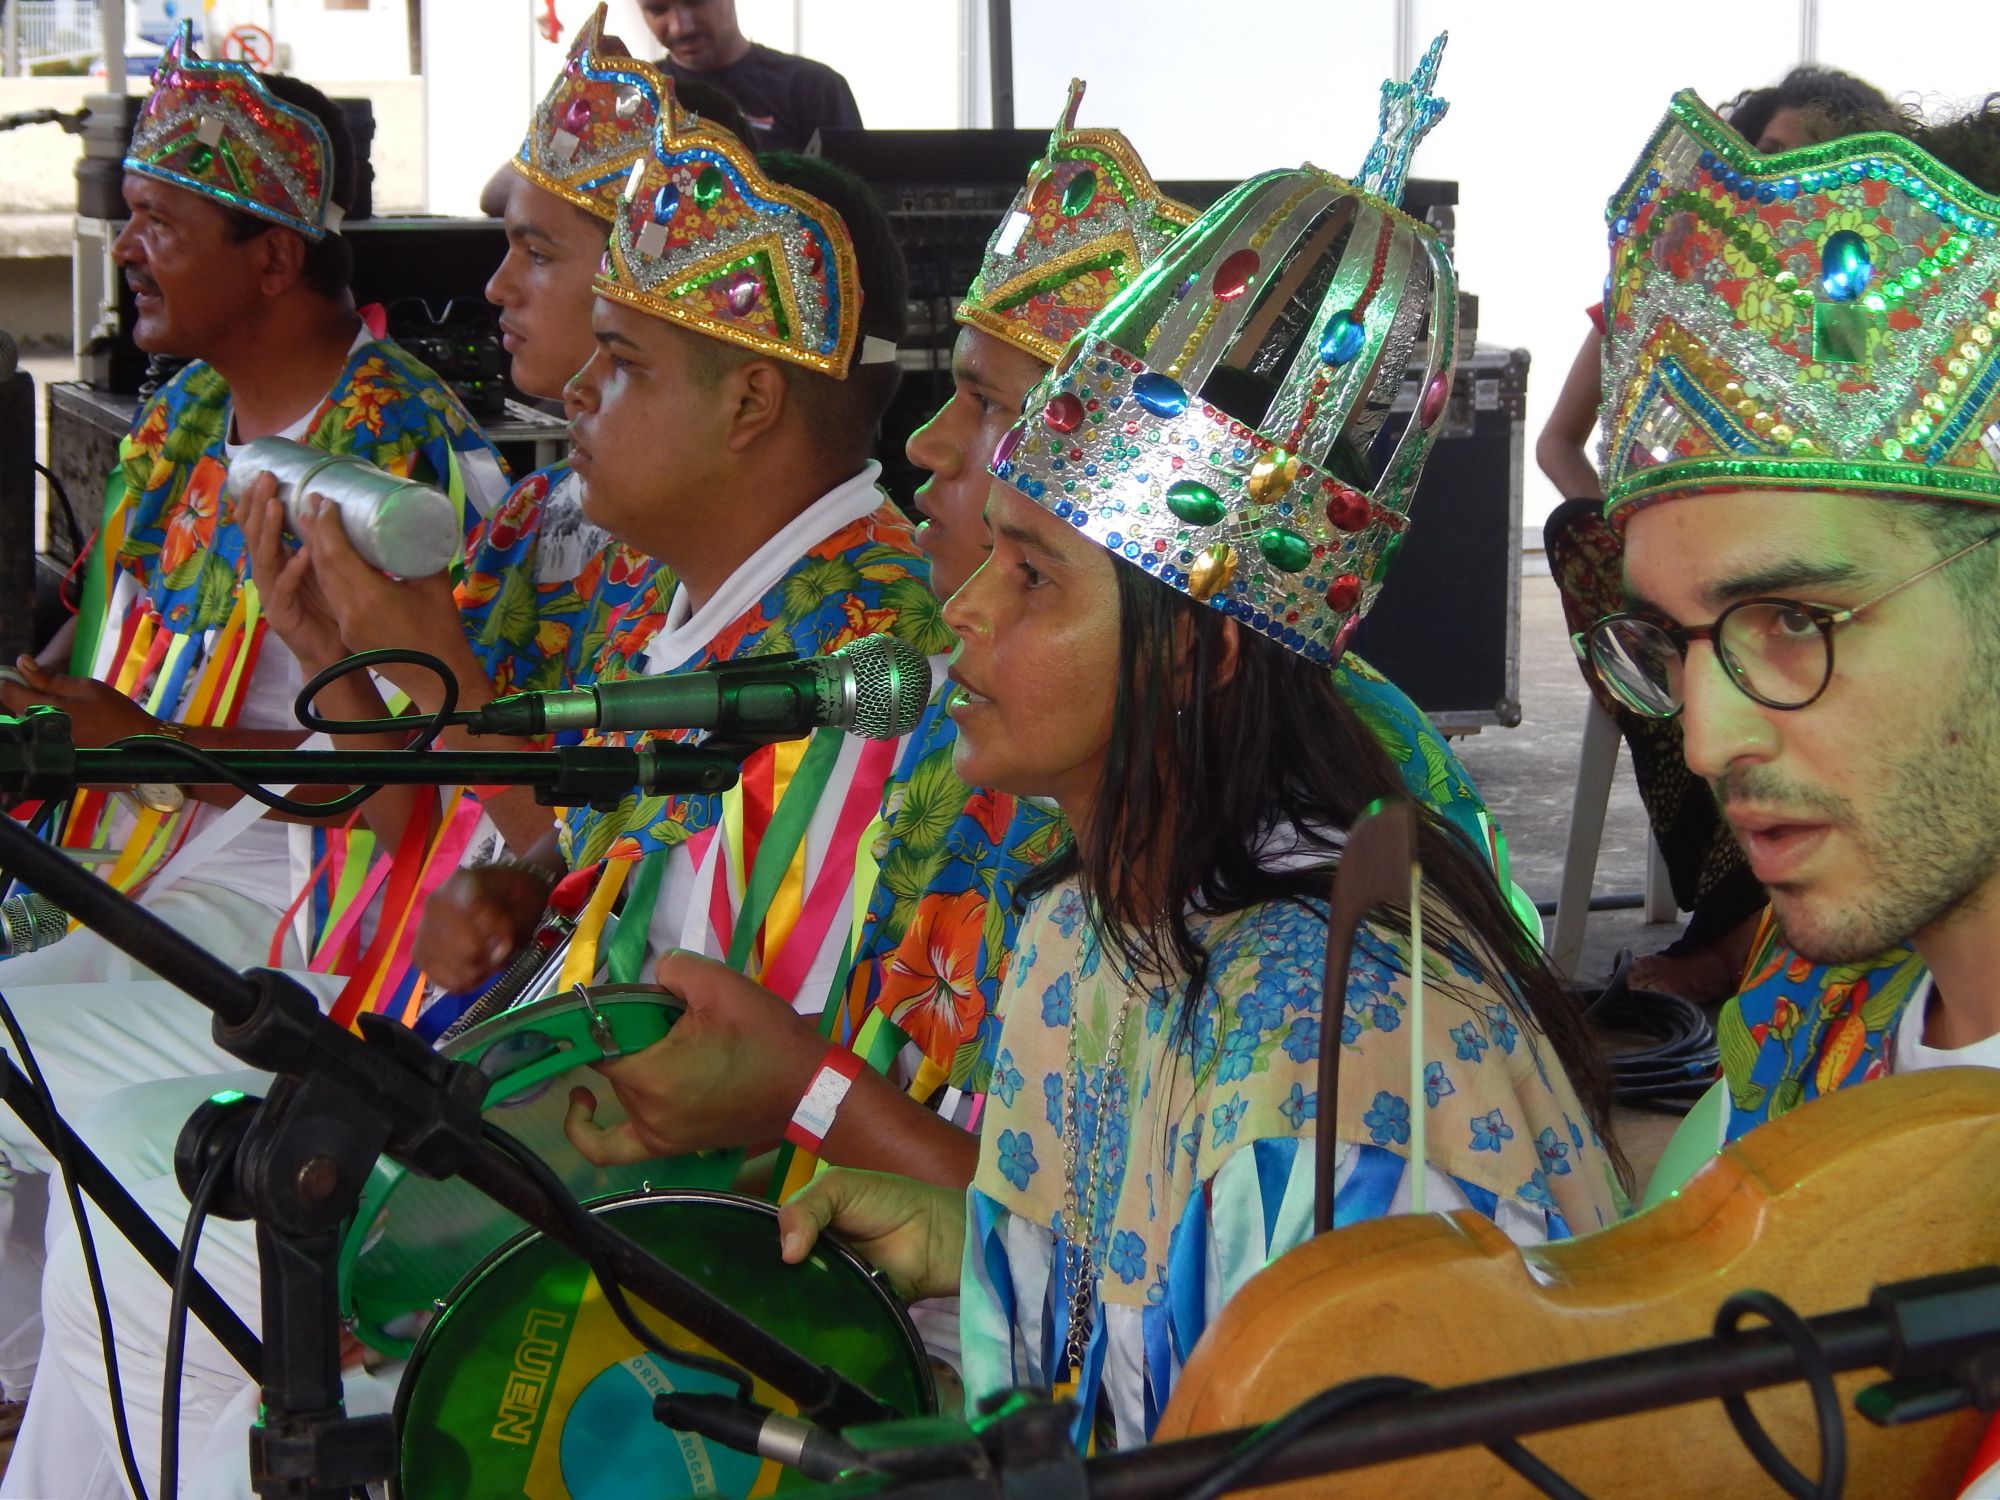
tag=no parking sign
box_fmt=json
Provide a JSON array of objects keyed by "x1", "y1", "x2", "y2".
[{"x1": 221, "y1": 23, "x2": 274, "y2": 68}]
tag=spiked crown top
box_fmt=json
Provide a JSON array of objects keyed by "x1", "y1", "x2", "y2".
[
  {"x1": 990, "y1": 36, "x2": 1459, "y2": 665},
  {"x1": 513, "y1": 4, "x2": 678, "y2": 223}
]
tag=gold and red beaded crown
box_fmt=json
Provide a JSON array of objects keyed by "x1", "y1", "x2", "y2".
[
  {"x1": 124, "y1": 23, "x2": 336, "y2": 240},
  {"x1": 1603, "y1": 90, "x2": 2000, "y2": 520},
  {"x1": 513, "y1": 4, "x2": 678, "y2": 223},
  {"x1": 990, "y1": 36, "x2": 1458, "y2": 666},
  {"x1": 595, "y1": 79, "x2": 870, "y2": 376},
  {"x1": 957, "y1": 80, "x2": 1196, "y2": 365}
]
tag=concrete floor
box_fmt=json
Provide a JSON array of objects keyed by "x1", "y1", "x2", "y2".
[
  {"x1": 1451, "y1": 562, "x2": 1695, "y2": 1182},
  {"x1": 1453, "y1": 564, "x2": 1685, "y2": 981}
]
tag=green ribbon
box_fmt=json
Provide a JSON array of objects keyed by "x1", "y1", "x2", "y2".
[{"x1": 602, "y1": 727, "x2": 846, "y2": 986}]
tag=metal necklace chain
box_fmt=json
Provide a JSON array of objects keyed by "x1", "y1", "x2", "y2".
[{"x1": 1058, "y1": 967, "x2": 1139, "y2": 1383}]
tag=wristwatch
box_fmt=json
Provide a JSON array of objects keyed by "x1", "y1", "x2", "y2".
[{"x1": 133, "y1": 720, "x2": 189, "y2": 814}]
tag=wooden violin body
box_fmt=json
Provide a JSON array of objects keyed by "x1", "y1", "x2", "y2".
[{"x1": 1157, "y1": 1067, "x2": 2000, "y2": 1497}]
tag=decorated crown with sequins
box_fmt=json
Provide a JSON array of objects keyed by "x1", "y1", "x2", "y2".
[
  {"x1": 596, "y1": 79, "x2": 865, "y2": 376},
  {"x1": 513, "y1": 5, "x2": 679, "y2": 223},
  {"x1": 1602, "y1": 90, "x2": 2000, "y2": 519},
  {"x1": 957, "y1": 80, "x2": 1197, "y2": 365},
  {"x1": 124, "y1": 23, "x2": 336, "y2": 240},
  {"x1": 990, "y1": 36, "x2": 1459, "y2": 665}
]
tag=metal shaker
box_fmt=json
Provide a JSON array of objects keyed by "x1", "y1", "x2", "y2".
[{"x1": 223, "y1": 436, "x2": 459, "y2": 578}]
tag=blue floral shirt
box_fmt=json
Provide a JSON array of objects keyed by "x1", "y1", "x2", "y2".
[{"x1": 963, "y1": 882, "x2": 1626, "y2": 1448}]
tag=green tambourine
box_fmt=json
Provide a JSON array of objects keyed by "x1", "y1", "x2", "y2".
[{"x1": 338, "y1": 984, "x2": 741, "y2": 1357}]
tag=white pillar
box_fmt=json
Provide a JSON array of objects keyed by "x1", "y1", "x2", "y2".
[{"x1": 101, "y1": 0, "x2": 127, "y2": 92}]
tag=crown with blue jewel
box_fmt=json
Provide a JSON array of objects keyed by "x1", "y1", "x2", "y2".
[
  {"x1": 1602, "y1": 90, "x2": 2000, "y2": 519},
  {"x1": 989, "y1": 37, "x2": 1459, "y2": 665}
]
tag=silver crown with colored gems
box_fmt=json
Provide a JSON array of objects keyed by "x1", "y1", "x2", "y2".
[{"x1": 991, "y1": 36, "x2": 1458, "y2": 664}]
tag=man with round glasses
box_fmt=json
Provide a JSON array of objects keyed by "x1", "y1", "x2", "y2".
[{"x1": 1586, "y1": 91, "x2": 2000, "y2": 1150}]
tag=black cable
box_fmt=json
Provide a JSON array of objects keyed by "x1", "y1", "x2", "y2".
[
  {"x1": 1531, "y1": 892, "x2": 1647, "y2": 917},
  {"x1": 0, "y1": 988, "x2": 150, "y2": 1500},
  {"x1": 160, "y1": 1152, "x2": 229, "y2": 1500},
  {"x1": 98, "y1": 648, "x2": 466, "y2": 820},
  {"x1": 1582, "y1": 949, "x2": 1720, "y2": 1114},
  {"x1": 1179, "y1": 1374, "x2": 1588, "y2": 1500},
  {"x1": 478, "y1": 1122, "x2": 754, "y2": 1400},
  {"x1": 33, "y1": 461, "x2": 82, "y2": 557},
  {"x1": 99, "y1": 734, "x2": 381, "y2": 820},
  {"x1": 1714, "y1": 1290, "x2": 1846, "y2": 1500},
  {"x1": 292, "y1": 647, "x2": 460, "y2": 738}
]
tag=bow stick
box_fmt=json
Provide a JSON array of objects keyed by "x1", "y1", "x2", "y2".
[{"x1": 1314, "y1": 797, "x2": 1423, "y2": 1236}]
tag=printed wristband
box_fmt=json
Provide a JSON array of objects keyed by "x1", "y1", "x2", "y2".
[{"x1": 784, "y1": 1046, "x2": 865, "y2": 1153}]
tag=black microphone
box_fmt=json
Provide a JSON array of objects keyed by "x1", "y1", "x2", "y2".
[
  {"x1": 466, "y1": 633, "x2": 931, "y2": 741},
  {"x1": 652, "y1": 1392, "x2": 859, "y2": 1481},
  {"x1": 0, "y1": 892, "x2": 68, "y2": 958}
]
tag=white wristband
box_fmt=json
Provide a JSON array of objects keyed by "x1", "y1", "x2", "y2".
[{"x1": 785, "y1": 1048, "x2": 864, "y2": 1152}]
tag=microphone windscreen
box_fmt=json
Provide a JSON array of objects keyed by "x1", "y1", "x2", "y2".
[
  {"x1": 0, "y1": 892, "x2": 68, "y2": 957},
  {"x1": 838, "y1": 634, "x2": 931, "y2": 739}
]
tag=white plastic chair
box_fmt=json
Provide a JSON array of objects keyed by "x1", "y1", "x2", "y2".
[{"x1": 1549, "y1": 700, "x2": 1675, "y2": 977}]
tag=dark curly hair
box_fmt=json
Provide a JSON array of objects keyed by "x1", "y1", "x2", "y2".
[
  {"x1": 1906, "y1": 93, "x2": 2000, "y2": 195},
  {"x1": 1723, "y1": 66, "x2": 1895, "y2": 148}
]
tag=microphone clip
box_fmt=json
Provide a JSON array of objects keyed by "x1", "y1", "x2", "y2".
[{"x1": 0, "y1": 707, "x2": 79, "y2": 810}]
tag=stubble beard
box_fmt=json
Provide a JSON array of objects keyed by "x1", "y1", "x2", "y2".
[{"x1": 1759, "y1": 665, "x2": 2000, "y2": 965}]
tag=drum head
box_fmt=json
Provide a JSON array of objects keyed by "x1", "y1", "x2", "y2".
[
  {"x1": 342, "y1": 989, "x2": 739, "y2": 1356},
  {"x1": 394, "y1": 1190, "x2": 937, "y2": 1498}
]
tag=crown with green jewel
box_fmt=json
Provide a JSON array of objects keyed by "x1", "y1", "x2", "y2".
[
  {"x1": 124, "y1": 23, "x2": 336, "y2": 239},
  {"x1": 596, "y1": 77, "x2": 872, "y2": 377},
  {"x1": 1603, "y1": 90, "x2": 2000, "y2": 520},
  {"x1": 956, "y1": 79, "x2": 1196, "y2": 365}
]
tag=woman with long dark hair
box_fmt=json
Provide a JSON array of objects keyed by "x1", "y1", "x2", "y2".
[{"x1": 778, "y1": 137, "x2": 1629, "y2": 1449}]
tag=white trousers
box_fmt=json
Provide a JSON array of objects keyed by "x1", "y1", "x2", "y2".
[
  {"x1": 0, "y1": 872, "x2": 297, "y2": 990},
  {"x1": 8, "y1": 1070, "x2": 390, "y2": 1500},
  {"x1": 0, "y1": 876, "x2": 313, "y2": 1403}
]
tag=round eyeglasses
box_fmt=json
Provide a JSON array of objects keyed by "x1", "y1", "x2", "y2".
[{"x1": 1576, "y1": 528, "x2": 2000, "y2": 718}]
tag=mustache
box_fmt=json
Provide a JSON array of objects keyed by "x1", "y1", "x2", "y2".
[{"x1": 1712, "y1": 766, "x2": 1850, "y2": 822}]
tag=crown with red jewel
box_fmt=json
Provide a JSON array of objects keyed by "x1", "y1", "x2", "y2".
[
  {"x1": 957, "y1": 80, "x2": 1196, "y2": 365},
  {"x1": 595, "y1": 80, "x2": 872, "y2": 376},
  {"x1": 124, "y1": 23, "x2": 336, "y2": 240},
  {"x1": 989, "y1": 36, "x2": 1459, "y2": 666},
  {"x1": 514, "y1": 4, "x2": 679, "y2": 223}
]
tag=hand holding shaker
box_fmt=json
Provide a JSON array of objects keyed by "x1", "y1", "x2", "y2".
[{"x1": 223, "y1": 436, "x2": 460, "y2": 578}]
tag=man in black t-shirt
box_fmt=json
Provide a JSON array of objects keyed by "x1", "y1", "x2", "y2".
[{"x1": 639, "y1": 0, "x2": 863, "y2": 152}]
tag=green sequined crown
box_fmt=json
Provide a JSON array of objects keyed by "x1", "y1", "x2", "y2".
[
  {"x1": 989, "y1": 39, "x2": 1457, "y2": 666},
  {"x1": 1602, "y1": 90, "x2": 2000, "y2": 520}
]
